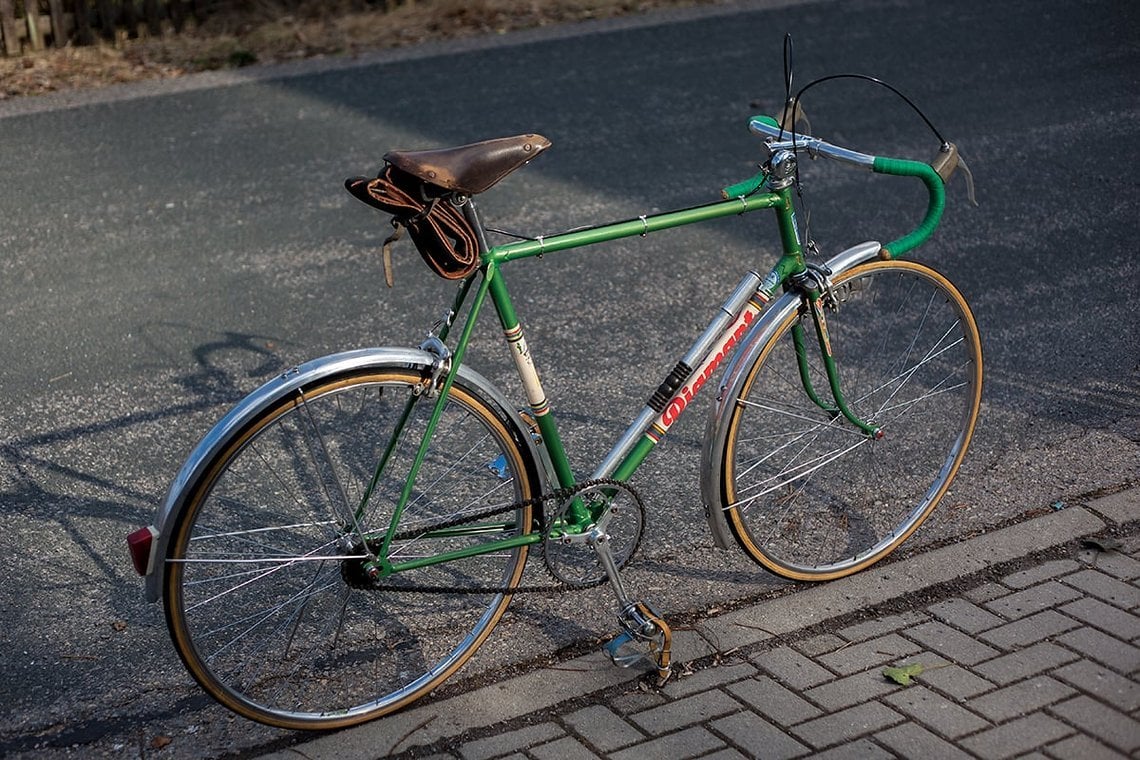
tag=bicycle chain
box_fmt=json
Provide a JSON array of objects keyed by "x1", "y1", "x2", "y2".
[{"x1": 365, "y1": 478, "x2": 638, "y2": 595}]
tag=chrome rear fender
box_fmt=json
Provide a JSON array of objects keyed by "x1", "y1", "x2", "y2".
[
  {"x1": 141, "y1": 347, "x2": 548, "y2": 603},
  {"x1": 700, "y1": 241, "x2": 881, "y2": 549}
]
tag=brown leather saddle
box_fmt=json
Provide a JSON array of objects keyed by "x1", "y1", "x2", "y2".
[
  {"x1": 383, "y1": 133, "x2": 552, "y2": 196},
  {"x1": 345, "y1": 134, "x2": 551, "y2": 283}
]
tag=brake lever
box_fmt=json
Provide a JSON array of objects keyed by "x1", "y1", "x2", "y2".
[
  {"x1": 776, "y1": 97, "x2": 813, "y2": 135},
  {"x1": 932, "y1": 142, "x2": 978, "y2": 207}
]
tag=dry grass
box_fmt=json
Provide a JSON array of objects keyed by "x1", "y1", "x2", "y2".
[{"x1": 0, "y1": 0, "x2": 713, "y2": 99}]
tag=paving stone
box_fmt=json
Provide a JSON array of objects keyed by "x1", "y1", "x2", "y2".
[
  {"x1": 973, "y1": 641, "x2": 1079, "y2": 685},
  {"x1": 883, "y1": 684, "x2": 990, "y2": 738},
  {"x1": 1059, "y1": 596, "x2": 1140, "y2": 640},
  {"x1": 904, "y1": 620, "x2": 1001, "y2": 665},
  {"x1": 803, "y1": 667, "x2": 899, "y2": 711},
  {"x1": 662, "y1": 661, "x2": 757, "y2": 699},
  {"x1": 984, "y1": 581, "x2": 1084, "y2": 620},
  {"x1": 530, "y1": 736, "x2": 601, "y2": 760},
  {"x1": 630, "y1": 690, "x2": 742, "y2": 735},
  {"x1": 1083, "y1": 550, "x2": 1140, "y2": 581},
  {"x1": 1001, "y1": 559, "x2": 1081, "y2": 589},
  {"x1": 810, "y1": 738, "x2": 894, "y2": 759},
  {"x1": 918, "y1": 663, "x2": 996, "y2": 700},
  {"x1": 1061, "y1": 569, "x2": 1140, "y2": 609},
  {"x1": 789, "y1": 701, "x2": 904, "y2": 749},
  {"x1": 967, "y1": 675, "x2": 1076, "y2": 722},
  {"x1": 726, "y1": 675, "x2": 823, "y2": 725},
  {"x1": 836, "y1": 611, "x2": 928, "y2": 642},
  {"x1": 957, "y1": 712, "x2": 1074, "y2": 759},
  {"x1": 796, "y1": 633, "x2": 846, "y2": 657},
  {"x1": 817, "y1": 633, "x2": 922, "y2": 676},
  {"x1": 876, "y1": 722, "x2": 975, "y2": 760},
  {"x1": 1048, "y1": 694, "x2": 1140, "y2": 754},
  {"x1": 753, "y1": 646, "x2": 836, "y2": 689},
  {"x1": 965, "y1": 582, "x2": 1011, "y2": 604},
  {"x1": 563, "y1": 705, "x2": 646, "y2": 753},
  {"x1": 927, "y1": 598, "x2": 1006, "y2": 633},
  {"x1": 607, "y1": 690, "x2": 667, "y2": 714},
  {"x1": 1053, "y1": 659, "x2": 1140, "y2": 711},
  {"x1": 697, "y1": 749, "x2": 751, "y2": 760},
  {"x1": 1045, "y1": 733, "x2": 1130, "y2": 760},
  {"x1": 979, "y1": 609, "x2": 1081, "y2": 649},
  {"x1": 709, "y1": 710, "x2": 809, "y2": 760},
  {"x1": 1087, "y1": 490, "x2": 1140, "y2": 526},
  {"x1": 607, "y1": 726, "x2": 725, "y2": 760},
  {"x1": 459, "y1": 722, "x2": 565, "y2": 760},
  {"x1": 1057, "y1": 626, "x2": 1140, "y2": 673}
]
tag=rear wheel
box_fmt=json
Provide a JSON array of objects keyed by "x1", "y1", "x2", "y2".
[
  {"x1": 164, "y1": 367, "x2": 536, "y2": 729},
  {"x1": 719, "y1": 260, "x2": 982, "y2": 580}
]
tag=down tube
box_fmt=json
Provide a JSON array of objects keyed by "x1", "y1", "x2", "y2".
[{"x1": 608, "y1": 293, "x2": 768, "y2": 482}]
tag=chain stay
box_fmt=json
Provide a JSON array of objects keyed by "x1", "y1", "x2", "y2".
[{"x1": 371, "y1": 478, "x2": 640, "y2": 594}]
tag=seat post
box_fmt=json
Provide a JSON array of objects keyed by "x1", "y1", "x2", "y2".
[{"x1": 461, "y1": 197, "x2": 493, "y2": 255}]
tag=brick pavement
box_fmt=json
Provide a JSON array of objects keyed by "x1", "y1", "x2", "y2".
[{"x1": 268, "y1": 490, "x2": 1140, "y2": 760}]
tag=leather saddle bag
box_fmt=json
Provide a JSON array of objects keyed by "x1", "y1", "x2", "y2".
[{"x1": 345, "y1": 166, "x2": 480, "y2": 283}]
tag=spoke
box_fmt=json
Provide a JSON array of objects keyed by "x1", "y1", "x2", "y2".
[
  {"x1": 875, "y1": 378, "x2": 969, "y2": 425},
  {"x1": 180, "y1": 536, "x2": 343, "y2": 612},
  {"x1": 389, "y1": 479, "x2": 519, "y2": 560},
  {"x1": 731, "y1": 436, "x2": 870, "y2": 508},
  {"x1": 862, "y1": 323, "x2": 964, "y2": 419},
  {"x1": 203, "y1": 575, "x2": 345, "y2": 683},
  {"x1": 189, "y1": 520, "x2": 339, "y2": 544},
  {"x1": 298, "y1": 393, "x2": 354, "y2": 526},
  {"x1": 406, "y1": 425, "x2": 494, "y2": 511}
]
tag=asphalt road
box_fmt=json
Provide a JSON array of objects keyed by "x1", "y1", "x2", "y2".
[{"x1": 1, "y1": 0, "x2": 1137, "y2": 756}]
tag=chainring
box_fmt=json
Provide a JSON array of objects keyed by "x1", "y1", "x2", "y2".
[{"x1": 543, "y1": 480, "x2": 645, "y2": 587}]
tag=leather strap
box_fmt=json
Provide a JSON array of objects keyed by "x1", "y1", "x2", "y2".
[{"x1": 346, "y1": 167, "x2": 480, "y2": 282}]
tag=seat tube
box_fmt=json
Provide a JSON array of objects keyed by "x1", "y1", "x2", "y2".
[{"x1": 486, "y1": 268, "x2": 577, "y2": 490}]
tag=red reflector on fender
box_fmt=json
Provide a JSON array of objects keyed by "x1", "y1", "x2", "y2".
[{"x1": 127, "y1": 526, "x2": 158, "y2": 576}]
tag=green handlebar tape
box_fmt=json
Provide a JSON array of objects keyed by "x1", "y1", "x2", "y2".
[
  {"x1": 721, "y1": 115, "x2": 780, "y2": 198},
  {"x1": 721, "y1": 170, "x2": 767, "y2": 199},
  {"x1": 872, "y1": 156, "x2": 945, "y2": 258}
]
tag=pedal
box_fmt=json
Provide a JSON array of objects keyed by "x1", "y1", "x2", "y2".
[
  {"x1": 604, "y1": 602, "x2": 674, "y2": 685},
  {"x1": 604, "y1": 631, "x2": 645, "y2": 668}
]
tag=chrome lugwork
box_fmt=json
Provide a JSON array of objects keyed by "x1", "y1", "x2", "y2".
[
  {"x1": 699, "y1": 241, "x2": 881, "y2": 548},
  {"x1": 141, "y1": 347, "x2": 552, "y2": 602}
]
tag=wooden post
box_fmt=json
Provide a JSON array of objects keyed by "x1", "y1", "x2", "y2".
[
  {"x1": 25, "y1": 0, "x2": 44, "y2": 51},
  {"x1": 0, "y1": 0, "x2": 19, "y2": 57},
  {"x1": 48, "y1": 0, "x2": 64, "y2": 47},
  {"x1": 73, "y1": 0, "x2": 94, "y2": 45}
]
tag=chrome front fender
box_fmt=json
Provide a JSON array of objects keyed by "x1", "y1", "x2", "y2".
[
  {"x1": 699, "y1": 241, "x2": 881, "y2": 549},
  {"x1": 141, "y1": 347, "x2": 546, "y2": 603}
]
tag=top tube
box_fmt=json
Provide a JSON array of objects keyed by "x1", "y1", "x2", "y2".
[{"x1": 485, "y1": 192, "x2": 784, "y2": 265}]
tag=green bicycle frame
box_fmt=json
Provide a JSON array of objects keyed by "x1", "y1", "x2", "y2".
[{"x1": 364, "y1": 146, "x2": 947, "y2": 578}]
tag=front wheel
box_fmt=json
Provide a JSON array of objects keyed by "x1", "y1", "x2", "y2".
[
  {"x1": 163, "y1": 367, "x2": 537, "y2": 729},
  {"x1": 718, "y1": 260, "x2": 983, "y2": 580}
]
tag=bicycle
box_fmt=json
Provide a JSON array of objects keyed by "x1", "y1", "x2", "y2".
[{"x1": 126, "y1": 46, "x2": 981, "y2": 730}]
